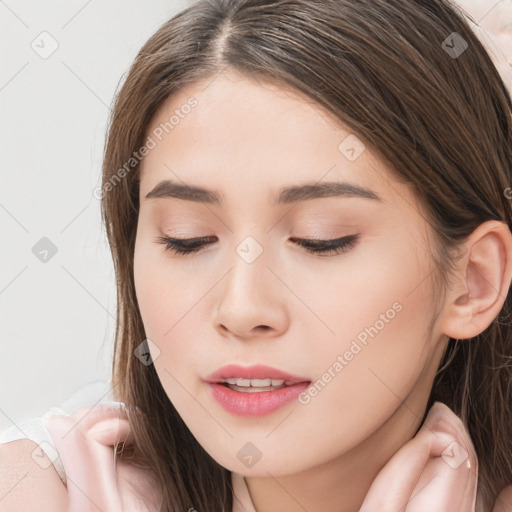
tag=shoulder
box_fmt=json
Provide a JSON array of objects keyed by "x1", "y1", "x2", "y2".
[{"x1": 0, "y1": 438, "x2": 68, "y2": 511}]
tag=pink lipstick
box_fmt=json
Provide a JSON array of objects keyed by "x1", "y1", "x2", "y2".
[{"x1": 204, "y1": 364, "x2": 311, "y2": 417}]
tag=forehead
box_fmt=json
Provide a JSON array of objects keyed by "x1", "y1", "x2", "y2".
[{"x1": 137, "y1": 70, "x2": 409, "y2": 211}]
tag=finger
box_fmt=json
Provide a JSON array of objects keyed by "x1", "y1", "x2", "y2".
[
  {"x1": 359, "y1": 402, "x2": 450, "y2": 511},
  {"x1": 65, "y1": 402, "x2": 129, "y2": 432},
  {"x1": 405, "y1": 430, "x2": 475, "y2": 512},
  {"x1": 67, "y1": 402, "x2": 134, "y2": 447},
  {"x1": 47, "y1": 412, "x2": 125, "y2": 512},
  {"x1": 87, "y1": 417, "x2": 134, "y2": 447},
  {"x1": 413, "y1": 404, "x2": 478, "y2": 512},
  {"x1": 359, "y1": 401, "x2": 477, "y2": 512}
]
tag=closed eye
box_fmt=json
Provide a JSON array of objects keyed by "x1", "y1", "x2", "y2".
[{"x1": 156, "y1": 234, "x2": 360, "y2": 256}]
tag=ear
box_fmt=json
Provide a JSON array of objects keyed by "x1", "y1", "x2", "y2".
[{"x1": 439, "y1": 220, "x2": 512, "y2": 340}]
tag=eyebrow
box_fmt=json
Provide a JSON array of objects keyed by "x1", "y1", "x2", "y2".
[{"x1": 144, "y1": 179, "x2": 382, "y2": 205}]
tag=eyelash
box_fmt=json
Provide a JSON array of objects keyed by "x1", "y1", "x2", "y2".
[{"x1": 156, "y1": 234, "x2": 360, "y2": 256}]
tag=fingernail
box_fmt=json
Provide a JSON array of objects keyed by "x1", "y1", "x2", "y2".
[{"x1": 440, "y1": 437, "x2": 470, "y2": 469}]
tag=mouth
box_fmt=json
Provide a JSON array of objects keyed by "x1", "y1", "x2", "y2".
[
  {"x1": 216, "y1": 377, "x2": 308, "y2": 393},
  {"x1": 204, "y1": 363, "x2": 310, "y2": 387},
  {"x1": 204, "y1": 363, "x2": 311, "y2": 412}
]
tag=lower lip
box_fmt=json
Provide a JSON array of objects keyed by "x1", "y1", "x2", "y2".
[{"x1": 207, "y1": 382, "x2": 311, "y2": 417}]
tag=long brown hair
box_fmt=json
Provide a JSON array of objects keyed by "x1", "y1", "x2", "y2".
[{"x1": 100, "y1": 1, "x2": 512, "y2": 510}]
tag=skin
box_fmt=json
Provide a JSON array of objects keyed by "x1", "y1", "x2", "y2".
[{"x1": 131, "y1": 69, "x2": 512, "y2": 511}]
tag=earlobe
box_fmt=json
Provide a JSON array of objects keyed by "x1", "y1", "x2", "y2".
[{"x1": 439, "y1": 220, "x2": 512, "y2": 341}]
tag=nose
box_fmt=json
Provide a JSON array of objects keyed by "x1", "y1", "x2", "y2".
[{"x1": 213, "y1": 242, "x2": 289, "y2": 340}]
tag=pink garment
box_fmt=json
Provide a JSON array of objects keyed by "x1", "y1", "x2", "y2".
[{"x1": 1, "y1": 400, "x2": 256, "y2": 512}]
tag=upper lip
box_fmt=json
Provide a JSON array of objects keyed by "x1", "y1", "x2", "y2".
[{"x1": 204, "y1": 364, "x2": 310, "y2": 384}]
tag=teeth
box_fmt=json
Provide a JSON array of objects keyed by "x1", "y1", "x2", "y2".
[{"x1": 220, "y1": 378, "x2": 287, "y2": 387}]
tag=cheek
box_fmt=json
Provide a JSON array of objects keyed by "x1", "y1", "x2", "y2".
[
  {"x1": 294, "y1": 230, "x2": 431, "y2": 349},
  {"x1": 133, "y1": 231, "x2": 210, "y2": 386},
  {"x1": 134, "y1": 229, "x2": 191, "y2": 337},
  {"x1": 273, "y1": 242, "x2": 436, "y2": 464},
  {"x1": 133, "y1": 234, "x2": 161, "y2": 335},
  {"x1": 134, "y1": 239, "x2": 177, "y2": 365},
  {"x1": 296, "y1": 231, "x2": 435, "y2": 401}
]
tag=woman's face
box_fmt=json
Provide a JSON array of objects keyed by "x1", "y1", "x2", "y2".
[{"x1": 134, "y1": 69, "x2": 449, "y2": 478}]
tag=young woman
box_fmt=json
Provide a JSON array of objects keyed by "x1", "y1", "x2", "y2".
[{"x1": 2, "y1": 0, "x2": 512, "y2": 511}]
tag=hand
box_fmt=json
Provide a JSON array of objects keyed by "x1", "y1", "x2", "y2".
[
  {"x1": 46, "y1": 403, "x2": 160, "y2": 512},
  {"x1": 359, "y1": 401, "x2": 478, "y2": 511}
]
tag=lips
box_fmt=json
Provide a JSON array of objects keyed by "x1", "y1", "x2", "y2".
[
  {"x1": 204, "y1": 364, "x2": 310, "y2": 385},
  {"x1": 204, "y1": 364, "x2": 312, "y2": 416}
]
